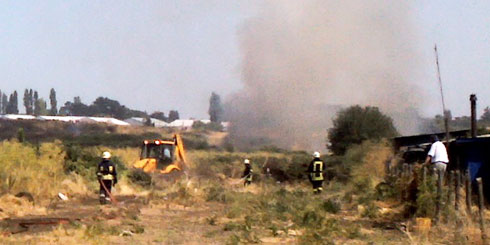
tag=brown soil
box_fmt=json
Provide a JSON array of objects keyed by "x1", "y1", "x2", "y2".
[{"x1": 0, "y1": 194, "x2": 231, "y2": 244}]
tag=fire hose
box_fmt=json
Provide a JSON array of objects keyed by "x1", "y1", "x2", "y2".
[{"x1": 98, "y1": 178, "x2": 118, "y2": 205}]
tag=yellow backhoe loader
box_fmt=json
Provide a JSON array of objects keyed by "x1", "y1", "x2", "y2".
[{"x1": 133, "y1": 134, "x2": 187, "y2": 174}]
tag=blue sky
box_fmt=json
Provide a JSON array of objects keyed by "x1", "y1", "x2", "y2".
[
  {"x1": 0, "y1": 1, "x2": 489, "y2": 119},
  {"x1": 415, "y1": 0, "x2": 490, "y2": 117}
]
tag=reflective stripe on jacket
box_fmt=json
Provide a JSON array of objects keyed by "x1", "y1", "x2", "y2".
[
  {"x1": 102, "y1": 174, "x2": 114, "y2": 180},
  {"x1": 246, "y1": 171, "x2": 253, "y2": 181},
  {"x1": 310, "y1": 161, "x2": 324, "y2": 181},
  {"x1": 97, "y1": 160, "x2": 117, "y2": 183}
]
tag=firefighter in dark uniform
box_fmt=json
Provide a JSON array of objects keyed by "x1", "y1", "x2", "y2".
[
  {"x1": 308, "y1": 151, "x2": 324, "y2": 194},
  {"x1": 97, "y1": 151, "x2": 118, "y2": 204},
  {"x1": 242, "y1": 159, "x2": 253, "y2": 186}
]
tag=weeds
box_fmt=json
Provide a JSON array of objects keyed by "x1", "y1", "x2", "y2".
[
  {"x1": 206, "y1": 215, "x2": 218, "y2": 226},
  {"x1": 131, "y1": 224, "x2": 145, "y2": 234},
  {"x1": 0, "y1": 140, "x2": 66, "y2": 198},
  {"x1": 206, "y1": 186, "x2": 233, "y2": 203},
  {"x1": 127, "y1": 169, "x2": 152, "y2": 187},
  {"x1": 189, "y1": 150, "x2": 312, "y2": 183},
  {"x1": 84, "y1": 223, "x2": 105, "y2": 238},
  {"x1": 322, "y1": 199, "x2": 341, "y2": 214},
  {"x1": 415, "y1": 167, "x2": 437, "y2": 218}
]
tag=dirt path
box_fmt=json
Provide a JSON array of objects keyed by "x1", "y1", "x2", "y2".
[{"x1": 0, "y1": 194, "x2": 233, "y2": 244}]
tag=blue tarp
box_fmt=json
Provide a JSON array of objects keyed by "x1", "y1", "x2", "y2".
[{"x1": 468, "y1": 161, "x2": 482, "y2": 181}]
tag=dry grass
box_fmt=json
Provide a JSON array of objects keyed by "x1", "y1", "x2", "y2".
[
  {"x1": 0, "y1": 137, "x2": 489, "y2": 244},
  {"x1": 103, "y1": 147, "x2": 140, "y2": 169},
  {"x1": 350, "y1": 140, "x2": 392, "y2": 188},
  {"x1": 0, "y1": 140, "x2": 66, "y2": 199}
]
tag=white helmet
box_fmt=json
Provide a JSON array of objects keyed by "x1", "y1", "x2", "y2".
[
  {"x1": 244, "y1": 159, "x2": 250, "y2": 164},
  {"x1": 102, "y1": 151, "x2": 111, "y2": 159},
  {"x1": 313, "y1": 152, "x2": 320, "y2": 158}
]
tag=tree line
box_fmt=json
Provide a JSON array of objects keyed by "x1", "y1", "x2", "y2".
[
  {"x1": 0, "y1": 88, "x2": 181, "y2": 121},
  {"x1": 423, "y1": 108, "x2": 490, "y2": 133}
]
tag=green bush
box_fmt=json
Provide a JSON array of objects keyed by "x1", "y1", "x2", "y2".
[
  {"x1": 322, "y1": 199, "x2": 341, "y2": 214},
  {"x1": 415, "y1": 167, "x2": 437, "y2": 218},
  {"x1": 181, "y1": 132, "x2": 210, "y2": 150},
  {"x1": 191, "y1": 151, "x2": 313, "y2": 183},
  {"x1": 361, "y1": 201, "x2": 379, "y2": 219},
  {"x1": 63, "y1": 144, "x2": 127, "y2": 181},
  {"x1": 192, "y1": 121, "x2": 223, "y2": 132},
  {"x1": 302, "y1": 210, "x2": 323, "y2": 227},
  {"x1": 17, "y1": 128, "x2": 25, "y2": 143},
  {"x1": 328, "y1": 105, "x2": 398, "y2": 155},
  {"x1": 127, "y1": 169, "x2": 152, "y2": 187},
  {"x1": 224, "y1": 222, "x2": 242, "y2": 231}
]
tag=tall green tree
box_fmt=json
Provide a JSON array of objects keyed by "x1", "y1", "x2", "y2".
[
  {"x1": 33, "y1": 91, "x2": 40, "y2": 116},
  {"x1": 38, "y1": 98, "x2": 48, "y2": 115},
  {"x1": 168, "y1": 110, "x2": 180, "y2": 122},
  {"x1": 49, "y1": 88, "x2": 57, "y2": 115},
  {"x1": 328, "y1": 105, "x2": 398, "y2": 155},
  {"x1": 13, "y1": 91, "x2": 19, "y2": 114},
  {"x1": 23, "y1": 89, "x2": 33, "y2": 115},
  {"x1": 29, "y1": 89, "x2": 34, "y2": 113},
  {"x1": 6, "y1": 94, "x2": 13, "y2": 114},
  {"x1": 59, "y1": 97, "x2": 89, "y2": 116},
  {"x1": 150, "y1": 111, "x2": 167, "y2": 121},
  {"x1": 208, "y1": 92, "x2": 224, "y2": 123},
  {"x1": 481, "y1": 107, "x2": 490, "y2": 123},
  {"x1": 74, "y1": 96, "x2": 82, "y2": 104},
  {"x1": 1, "y1": 93, "x2": 7, "y2": 114},
  {"x1": 91, "y1": 97, "x2": 131, "y2": 119},
  {"x1": 7, "y1": 91, "x2": 19, "y2": 114}
]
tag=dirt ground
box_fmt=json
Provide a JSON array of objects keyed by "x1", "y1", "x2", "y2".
[
  {"x1": 0, "y1": 191, "x2": 404, "y2": 245},
  {"x1": 0, "y1": 193, "x2": 234, "y2": 244},
  {"x1": 0, "y1": 183, "x2": 487, "y2": 244}
]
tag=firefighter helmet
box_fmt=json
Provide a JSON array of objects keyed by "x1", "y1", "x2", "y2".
[{"x1": 102, "y1": 151, "x2": 111, "y2": 159}]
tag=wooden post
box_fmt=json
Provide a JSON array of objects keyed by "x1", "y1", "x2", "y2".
[
  {"x1": 455, "y1": 170, "x2": 460, "y2": 211},
  {"x1": 466, "y1": 168, "x2": 472, "y2": 216},
  {"x1": 435, "y1": 169, "x2": 443, "y2": 224},
  {"x1": 477, "y1": 178, "x2": 487, "y2": 243}
]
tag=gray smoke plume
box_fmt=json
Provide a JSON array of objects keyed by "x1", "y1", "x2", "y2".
[{"x1": 226, "y1": 1, "x2": 427, "y2": 151}]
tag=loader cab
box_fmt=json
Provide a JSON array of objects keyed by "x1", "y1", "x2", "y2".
[{"x1": 140, "y1": 140, "x2": 175, "y2": 169}]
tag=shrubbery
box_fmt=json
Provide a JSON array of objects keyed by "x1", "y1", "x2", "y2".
[
  {"x1": 127, "y1": 169, "x2": 152, "y2": 187},
  {"x1": 0, "y1": 140, "x2": 65, "y2": 198},
  {"x1": 63, "y1": 144, "x2": 127, "y2": 182},
  {"x1": 203, "y1": 185, "x2": 363, "y2": 244},
  {"x1": 328, "y1": 105, "x2": 398, "y2": 155},
  {"x1": 189, "y1": 150, "x2": 312, "y2": 183},
  {"x1": 192, "y1": 121, "x2": 223, "y2": 132}
]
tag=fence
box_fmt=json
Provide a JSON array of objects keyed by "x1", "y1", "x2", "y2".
[{"x1": 389, "y1": 163, "x2": 487, "y2": 244}]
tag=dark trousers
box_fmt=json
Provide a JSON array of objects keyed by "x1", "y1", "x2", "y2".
[
  {"x1": 310, "y1": 180, "x2": 323, "y2": 194},
  {"x1": 244, "y1": 180, "x2": 251, "y2": 186},
  {"x1": 99, "y1": 180, "x2": 113, "y2": 204}
]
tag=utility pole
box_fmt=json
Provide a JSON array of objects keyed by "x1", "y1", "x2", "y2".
[
  {"x1": 434, "y1": 44, "x2": 450, "y2": 146},
  {"x1": 470, "y1": 94, "x2": 477, "y2": 138}
]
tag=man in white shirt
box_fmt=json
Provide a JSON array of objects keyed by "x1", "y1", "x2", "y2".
[{"x1": 425, "y1": 135, "x2": 449, "y2": 177}]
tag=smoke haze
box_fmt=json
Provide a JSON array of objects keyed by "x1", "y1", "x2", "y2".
[{"x1": 226, "y1": 1, "x2": 428, "y2": 151}]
